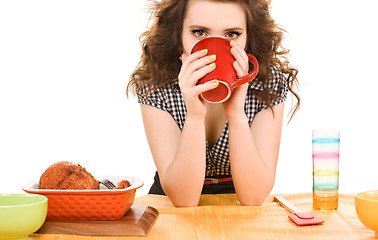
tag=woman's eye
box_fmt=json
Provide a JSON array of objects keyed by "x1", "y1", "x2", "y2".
[
  {"x1": 225, "y1": 32, "x2": 241, "y2": 39},
  {"x1": 192, "y1": 30, "x2": 207, "y2": 37}
]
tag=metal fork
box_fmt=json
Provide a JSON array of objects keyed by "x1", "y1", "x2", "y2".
[{"x1": 99, "y1": 179, "x2": 116, "y2": 189}]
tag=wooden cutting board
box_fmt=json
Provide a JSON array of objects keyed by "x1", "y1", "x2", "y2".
[{"x1": 36, "y1": 206, "x2": 159, "y2": 236}]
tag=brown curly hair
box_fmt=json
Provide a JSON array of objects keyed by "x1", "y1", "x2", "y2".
[{"x1": 127, "y1": 0, "x2": 300, "y2": 119}]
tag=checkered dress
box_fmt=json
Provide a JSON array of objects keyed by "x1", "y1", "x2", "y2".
[{"x1": 137, "y1": 65, "x2": 288, "y2": 177}]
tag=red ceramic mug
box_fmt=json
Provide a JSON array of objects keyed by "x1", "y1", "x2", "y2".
[{"x1": 191, "y1": 37, "x2": 259, "y2": 103}]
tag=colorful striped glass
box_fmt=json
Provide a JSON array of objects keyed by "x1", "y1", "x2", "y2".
[{"x1": 312, "y1": 129, "x2": 340, "y2": 210}]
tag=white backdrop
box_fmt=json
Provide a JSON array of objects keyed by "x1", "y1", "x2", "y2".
[{"x1": 1, "y1": 0, "x2": 377, "y2": 197}]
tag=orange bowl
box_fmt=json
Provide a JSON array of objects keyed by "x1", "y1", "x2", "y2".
[
  {"x1": 355, "y1": 190, "x2": 378, "y2": 237},
  {"x1": 23, "y1": 176, "x2": 143, "y2": 220}
]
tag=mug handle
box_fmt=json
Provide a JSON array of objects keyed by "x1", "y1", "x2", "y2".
[{"x1": 231, "y1": 54, "x2": 259, "y2": 88}]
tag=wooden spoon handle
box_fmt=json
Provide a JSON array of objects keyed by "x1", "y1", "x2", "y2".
[{"x1": 274, "y1": 196, "x2": 302, "y2": 214}]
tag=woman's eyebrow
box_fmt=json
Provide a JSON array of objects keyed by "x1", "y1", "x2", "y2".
[
  {"x1": 189, "y1": 25, "x2": 209, "y2": 31},
  {"x1": 189, "y1": 25, "x2": 244, "y2": 32},
  {"x1": 224, "y1": 27, "x2": 244, "y2": 32}
]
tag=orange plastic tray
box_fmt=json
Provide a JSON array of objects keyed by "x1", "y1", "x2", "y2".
[{"x1": 23, "y1": 176, "x2": 143, "y2": 220}]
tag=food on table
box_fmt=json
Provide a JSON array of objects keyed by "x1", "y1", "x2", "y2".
[
  {"x1": 39, "y1": 161, "x2": 100, "y2": 190},
  {"x1": 116, "y1": 180, "x2": 131, "y2": 189}
]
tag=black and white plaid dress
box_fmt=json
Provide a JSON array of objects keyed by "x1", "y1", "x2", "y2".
[{"x1": 138, "y1": 65, "x2": 288, "y2": 178}]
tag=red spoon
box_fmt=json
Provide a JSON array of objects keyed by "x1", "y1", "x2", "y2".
[{"x1": 274, "y1": 196, "x2": 324, "y2": 226}]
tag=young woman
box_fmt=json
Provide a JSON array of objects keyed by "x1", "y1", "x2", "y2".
[{"x1": 127, "y1": 0, "x2": 300, "y2": 207}]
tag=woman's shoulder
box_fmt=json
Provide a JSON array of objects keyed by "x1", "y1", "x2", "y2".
[
  {"x1": 248, "y1": 64, "x2": 288, "y2": 91},
  {"x1": 138, "y1": 79, "x2": 179, "y2": 96},
  {"x1": 266, "y1": 64, "x2": 288, "y2": 90},
  {"x1": 137, "y1": 79, "x2": 180, "y2": 109}
]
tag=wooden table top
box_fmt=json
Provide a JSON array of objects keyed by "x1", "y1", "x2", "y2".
[{"x1": 29, "y1": 192, "x2": 376, "y2": 240}]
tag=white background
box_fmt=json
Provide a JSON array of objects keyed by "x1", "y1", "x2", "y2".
[{"x1": 1, "y1": 0, "x2": 377, "y2": 197}]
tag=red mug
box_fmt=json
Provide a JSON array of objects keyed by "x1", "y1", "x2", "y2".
[{"x1": 191, "y1": 37, "x2": 259, "y2": 103}]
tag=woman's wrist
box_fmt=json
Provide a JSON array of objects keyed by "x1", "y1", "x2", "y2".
[
  {"x1": 226, "y1": 113, "x2": 248, "y2": 125},
  {"x1": 184, "y1": 114, "x2": 206, "y2": 126}
]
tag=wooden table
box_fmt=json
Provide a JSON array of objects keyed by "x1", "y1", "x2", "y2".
[{"x1": 29, "y1": 193, "x2": 375, "y2": 239}]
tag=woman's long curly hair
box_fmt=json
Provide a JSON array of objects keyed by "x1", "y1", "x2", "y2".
[{"x1": 127, "y1": 0, "x2": 300, "y2": 119}]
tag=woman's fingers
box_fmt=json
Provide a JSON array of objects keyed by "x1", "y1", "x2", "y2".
[
  {"x1": 230, "y1": 40, "x2": 249, "y2": 77},
  {"x1": 193, "y1": 80, "x2": 219, "y2": 96},
  {"x1": 190, "y1": 61, "x2": 216, "y2": 85},
  {"x1": 179, "y1": 50, "x2": 216, "y2": 87},
  {"x1": 182, "y1": 49, "x2": 207, "y2": 64},
  {"x1": 233, "y1": 61, "x2": 245, "y2": 79}
]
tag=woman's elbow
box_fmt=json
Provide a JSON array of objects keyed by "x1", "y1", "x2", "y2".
[
  {"x1": 239, "y1": 196, "x2": 266, "y2": 206},
  {"x1": 173, "y1": 201, "x2": 199, "y2": 207},
  {"x1": 170, "y1": 195, "x2": 200, "y2": 207},
  {"x1": 164, "y1": 188, "x2": 201, "y2": 207},
  {"x1": 238, "y1": 190, "x2": 271, "y2": 206}
]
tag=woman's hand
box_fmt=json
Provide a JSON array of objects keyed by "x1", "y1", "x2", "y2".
[
  {"x1": 179, "y1": 49, "x2": 218, "y2": 120},
  {"x1": 223, "y1": 40, "x2": 250, "y2": 120}
]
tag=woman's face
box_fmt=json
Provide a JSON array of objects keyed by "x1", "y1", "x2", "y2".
[{"x1": 181, "y1": 0, "x2": 247, "y2": 54}]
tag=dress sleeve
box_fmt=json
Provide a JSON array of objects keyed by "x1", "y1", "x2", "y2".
[
  {"x1": 260, "y1": 65, "x2": 289, "y2": 110},
  {"x1": 137, "y1": 84, "x2": 168, "y2": 112}
]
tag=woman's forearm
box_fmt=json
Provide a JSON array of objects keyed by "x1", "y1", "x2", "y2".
[
  {"x1": 161, "y1": 116, "x2": 207, "y2": 207},
  {"x1": 228, "y1": 116, "x2": 277, "y2": 206}
]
